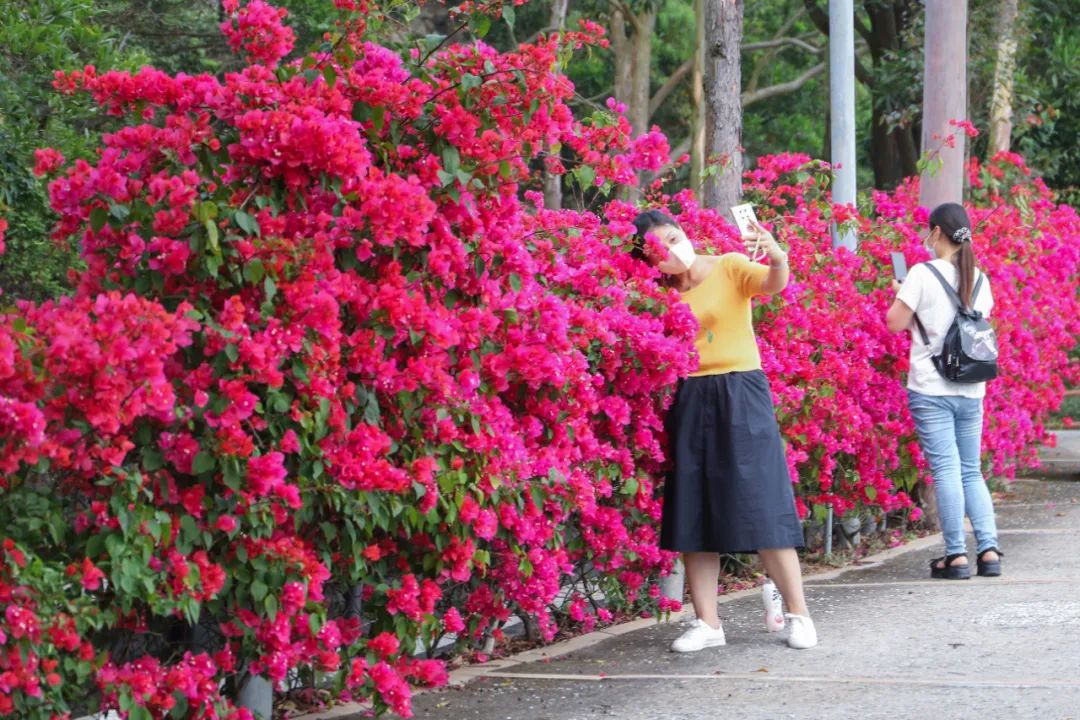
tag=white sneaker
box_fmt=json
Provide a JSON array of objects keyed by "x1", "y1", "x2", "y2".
[
  {"x1": 785, "y1": 613, "x2": 818, "y2": 649},
  {"x1": 762, "y1": 580, "x2": 785, "y2": 633},
  {"x1": 670, "y1": 619, "x2": 727, "y2": 653}
]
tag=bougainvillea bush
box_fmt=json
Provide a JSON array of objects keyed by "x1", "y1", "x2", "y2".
[
  {"x1": 0, "y1": 2, "x2": 1077, "y2": 719},
  {"x1": 0, "y1": 2, "x2": 696, "y2": 717},
  {"x1": 732, "y1": 151, "x2": 1080, "y2": 519}
]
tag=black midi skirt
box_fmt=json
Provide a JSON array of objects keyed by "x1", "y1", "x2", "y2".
[{"x1": 660, "y1": 369, "x2": 804, "y2": 554}]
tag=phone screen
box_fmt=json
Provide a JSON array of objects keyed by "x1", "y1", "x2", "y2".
[
  {"x1": 890, "y1": 251, "x2": 908, "y2": 281},
  {"x1": 731, "y1": 204, "x2": 759, "y2": 237}
]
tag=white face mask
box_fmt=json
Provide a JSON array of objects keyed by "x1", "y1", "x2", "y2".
[{"x1": 657, "y1": 238, "x2": 696, "y2": 275}]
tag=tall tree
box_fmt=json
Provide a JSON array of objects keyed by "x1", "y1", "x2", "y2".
[
  {"x1": 543, "y1": 0, "x2": 570, "y2": 210},
  {"x1": 610, "y1": 2, "x2": 656, "y2": 137},
  {"x1": 988, "y1": 0, "x2": 1020, "y2": 154},
  {"x1": 689, "y1": 0, "x2": 706, "y2": 193},
  {"x1": 702, "y1": 0, "x2": 745, "y2": 213},
  {"x1": 920, "y1": 0, "x2": 968, "y2": 207}
]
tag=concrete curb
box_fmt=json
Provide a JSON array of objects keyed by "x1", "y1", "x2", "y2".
[{"x1": 294, "y1": 530, "x2": 944, "y2": 720}]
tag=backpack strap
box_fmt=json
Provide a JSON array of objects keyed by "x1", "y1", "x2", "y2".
[
  {"x1": 913, "y1": 314, "x2": 931, "y2": 346},
  {"x1": 910, "y1": 263, "x2": 985, "y2": 346},
  {"x1": 971, "y1": 272, "x2": 984, "y2": 307},
  {"x1": 925, "y1": 262, "x2": 985, "y2": 312},
  {"x1": 922, "y1": 262, "x2": 964, "y2": 309}
]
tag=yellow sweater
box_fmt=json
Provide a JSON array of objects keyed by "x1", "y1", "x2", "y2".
[{"x1": 681, "y1": 253, "x2": 770, "y2": 376}]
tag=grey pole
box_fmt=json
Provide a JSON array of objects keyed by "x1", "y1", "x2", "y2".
[{"x1": 829, "y1": 0, "x2": 857, "y2": 251}]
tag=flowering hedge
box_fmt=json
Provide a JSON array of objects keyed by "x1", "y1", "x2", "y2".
[
  {"x1": 739, "y1": 152, "x2": 1080, "y2": 517},
  {"x1": 0, "y1": 2, "x2": 1077, "y2": 719}
]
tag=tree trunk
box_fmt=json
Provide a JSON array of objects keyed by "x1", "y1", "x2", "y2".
[
  {"x1": 920, "y1": 0, "x2": 969, "y2": 208},
  {"x1": 690, "y1": 0, "x2": 707, "y2": 195},
  {"x1": 865, "y1": 0, "x2": 920, "y2": 190},
  {"x1": 702, "y1": 0, "x2": 744, "y2": 214},
  {"x1": 611, "y1": 5, "x2": 656, "y2": 196},
  {"x1": 919, "y1": 0, "x2": 970, "y2": 530},
  {"x1": 629, "y1": 12, "x2": 655, "y2": 137},
  {"x1": 610, "y1": 9, "x2": 633, "y2": 115},
  {"x1": 543, "y1": 0, "x2": 570, "y2": 210},
  {"x1": 988, "y1": 0, "x2": 1020, "y2": 154},
  {"x1": 611, "y1": 5, "x2": 655, "y2": 137}
]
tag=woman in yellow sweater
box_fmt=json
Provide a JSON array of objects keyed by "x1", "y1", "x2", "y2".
[{"x1": 633, "y1": 210, "x2": 817, "y2": 652}]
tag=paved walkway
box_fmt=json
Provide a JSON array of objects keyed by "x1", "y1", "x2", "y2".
[{"x1": 407, "y1": 475, "x2": 1080, "y2": 720}]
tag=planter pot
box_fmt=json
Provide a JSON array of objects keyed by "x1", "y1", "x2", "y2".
[
  {"x1": 860, "y1": 514, "x2": 879, "y2": 536},
  {"x1": 803, "y1": 520, "x2": 825, "y2": 549},
  {"x1": 838, "y1": 515, "x2": 862, "y2": 549},
  {"x1": 660, "y1": 558, "x2": 685, "y2": 603},
  {"x1": 237, "y1": 674, "x2": 272, "y2": 720}
]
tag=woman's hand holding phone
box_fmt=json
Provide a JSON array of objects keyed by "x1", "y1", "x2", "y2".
[{"x1": 742, "y1": 220, "x2": 786, "y2": 265}]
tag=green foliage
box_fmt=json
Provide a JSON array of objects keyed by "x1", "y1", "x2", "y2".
[
  {"x1": 0, "y1": 0, "x2": 147, "y2": 300},
  {"x1": 1008, "y1": 1, "x2": 1080, "y2": 205}
]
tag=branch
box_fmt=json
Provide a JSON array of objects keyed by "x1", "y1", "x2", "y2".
[
  {"x1": 741, "y1": 62, "x2": 826, "y2": 108},
  {"x1": 747, "y1": 5, "x2": 808, "y2": 94},
  {"x1": 743, "y1": 37, "x2": 823, "y2": 54},
  {"x1": 802, "y1": 0, "x2": 875, "y2": 87},
  {"x1": 803, "y1": 0, "x2": 830, "y2": 35},
  {"x1": 854, "y1": 14, "x2": 873, "y2": 45},
  {"x1": 649, "y1": 59, "x2": 693, "y2": 119}
]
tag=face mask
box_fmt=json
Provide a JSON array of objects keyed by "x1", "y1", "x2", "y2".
[{"x1": 657, "y1": 238, "x2": 696, "y2": 275}]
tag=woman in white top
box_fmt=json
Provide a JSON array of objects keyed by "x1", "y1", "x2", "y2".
[{"x1": 885, "y1": 202, "x2": 1002, "y2": 580}]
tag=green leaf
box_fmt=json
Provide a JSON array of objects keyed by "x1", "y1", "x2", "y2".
[
  {"x1": 235, "y1": 209, "x2": 260, "y2": 236},
  {"x1": 264, "y1": 275, "x2": 277, "y2": 302},
  {"x1": 142, "y1": 448, "x2": 164, "y2": 472},
  {"x1": 442, "y1": 146, "x2": 460, "y2": 174},
  {"x1": 243, "y1": 260, "x2": 266, "y2": 284},
  {"x1": 461, "y1": 73, "x2": 482, "y2": 91},
  {"x1": 437, "y1": 169, "x2": 455, "y2": 187},
  {"x1": 470, "y1": 13, "x2": 491, "y2": 38},
  {"x1": 89, "y1": 207, "x2": 108, "y2": 233},
  {"x1": 251, "y1": 580, "x2": 269, "y2": 602},
  {"x1": 192, "y1": 451, "x2": 216, "y2": 475},
  {"x1": 204, "y1": 219, "x2": 220, "y2": 254},
  {"x1": 576, "y1": 164, "x2": 596, "y2": 189}
]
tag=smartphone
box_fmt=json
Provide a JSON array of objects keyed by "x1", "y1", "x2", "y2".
[
  {"x1": 731, "y1": 203, "x2": 759, "y2": 237},
  {"x1": 731, "y1": 204, "x2": 766, "y2": 261},
  {"x1": 890, "y1": 251, "x2": 908, "y2": 281}
]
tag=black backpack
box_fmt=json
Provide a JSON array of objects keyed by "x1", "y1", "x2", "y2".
[{"x1": 913, "y1": 264, "x2": 999, "y2": 384}]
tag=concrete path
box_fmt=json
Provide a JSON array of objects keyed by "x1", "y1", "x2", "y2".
[{"x1": 408, "y1": 477, "x2": 1080, "y2": 720}]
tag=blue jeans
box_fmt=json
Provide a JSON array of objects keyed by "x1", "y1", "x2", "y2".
[{"x1": 907, "y1": 391, "x2": 999, "y2": 556}]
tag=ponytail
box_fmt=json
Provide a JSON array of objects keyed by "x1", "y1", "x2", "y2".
[
  {"x1": 928, "y1": 202, "x2": 976, "y2": 308},
  {"x1": 954, "y1": 239, "x2": 976, "y2": 308}
]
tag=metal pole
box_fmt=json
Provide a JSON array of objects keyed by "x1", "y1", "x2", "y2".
[
  {"x1": 828, "y1": 0, "x2": 857, "y2": 251},
  {"x1": 824, "y1": 506, "x2": 834, "y2": 557}
]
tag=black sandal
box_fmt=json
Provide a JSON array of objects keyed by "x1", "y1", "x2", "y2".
[
  {"x1": 930, "y1": 553, "x2": 971, "y2": 580},
  {"x1": 977, "y1": 548, "x2": 1003, "y2": 577}
]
